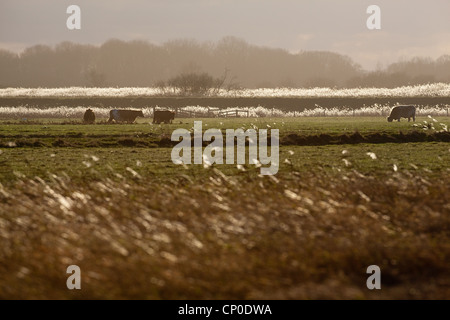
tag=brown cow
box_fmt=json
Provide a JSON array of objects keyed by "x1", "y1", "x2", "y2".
[
  {"x1": 107, "y1": 109, "x2": 144, "y2": 123},
  {"x1": 83, "y1": 108, "x2": 95, "y2": 124},
  {"x1": 153, "y1": 110, "x2": 175, "y2": 124}
]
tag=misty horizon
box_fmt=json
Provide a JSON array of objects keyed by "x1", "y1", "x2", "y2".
[
  {"x1": 1, "y1": 37, "x2": 450, "y2": 89},
  {"x1": 2, "y1": 36, "x2": 450, "y2": 73}
]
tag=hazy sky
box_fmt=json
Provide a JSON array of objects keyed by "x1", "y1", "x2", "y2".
[{"x1": 1, "y1": 0, "x2": 449, "y2": 69}]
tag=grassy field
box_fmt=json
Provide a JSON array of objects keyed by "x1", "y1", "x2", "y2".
[
  {"x1": 0, "y1": 116, "x2": 449, "y2": 299},
  {"x1": 0, "y1": 115, "x2": 448, "y2": 138}
]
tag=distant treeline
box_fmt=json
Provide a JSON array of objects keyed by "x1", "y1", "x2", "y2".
[{"x1": 1, "y1": 37, "x2": 450, "y2": 89}]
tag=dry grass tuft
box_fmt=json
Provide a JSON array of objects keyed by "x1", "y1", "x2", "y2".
[{"x1": 0, "y1": 169, "x2": 448, "y2": 299}]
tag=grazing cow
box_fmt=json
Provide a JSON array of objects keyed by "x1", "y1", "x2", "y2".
[
  {"x1": 107, "y1": 109, "x2": 144, "y2": 123},
  {"x1": 83, "y1": 108, "x2": 95, "y2": 124},
  {"x1": 387, "y1": 105, "x2": 416, "y2": 122},
  {"x1": 153, "y1": 110, "x2": 175, "y2": 124}
]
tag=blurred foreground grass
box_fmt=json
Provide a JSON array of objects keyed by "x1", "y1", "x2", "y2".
[
  {"x1": 0, "y1": 168, "x2": 448, "y2": 299},
  {"x1": 0, "y1": 144, "x2": 449, "y2": 299}
]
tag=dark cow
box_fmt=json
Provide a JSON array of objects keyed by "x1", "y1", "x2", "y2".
[
  {"x1": 387, "y1": 105, "x2": 416, "y2": 122},
  {"x1": 83, "y1": 108, "x2": 95, "y2": 124},
  {"x1": 153, "y1": 110, "x2": 175, "y2": 124},
  {"x1": 107, "y1": 109, "x2": 144, "y2": 123}
]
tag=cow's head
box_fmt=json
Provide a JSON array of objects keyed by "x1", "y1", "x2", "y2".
[
  {"x1": 139, "y1": 110, "x2": 144, "y2": 117},
  {"x1": 387, "y1": 116, "x2": 393, "y2": 122},
  {"x1": 170, "y1": 111, "x2": 175, "y2": 120}
]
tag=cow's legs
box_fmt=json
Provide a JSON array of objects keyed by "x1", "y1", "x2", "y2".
[{"x1": 108, "y1": 110, "x2": 117, "y2": 123}]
